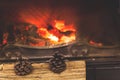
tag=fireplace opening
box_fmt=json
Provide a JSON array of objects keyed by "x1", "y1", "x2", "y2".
[
  {"x1": 0, "y1": 0, "x2": 120, "y2": 49},
  {"x1": 0, "y1": 2, "x2": 120, "y2": 80},
  {"x1": 6, "y1": 21, "x2": 76, "y2": 47}
]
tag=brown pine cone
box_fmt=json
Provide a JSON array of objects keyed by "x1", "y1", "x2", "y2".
[
  {"x1": 14, "y1": 60, "x2": 33, "y2": 76},
  {"x1": 49, "y1": 53, "x2": 66, "y2": 73}
]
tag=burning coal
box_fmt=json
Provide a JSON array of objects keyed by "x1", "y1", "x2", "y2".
[
  {"x1": 37, "y1": 20, "x2": 76, "y2": 45},
  {"x1": 2, "y1": 20, "x2": 76, "y2": 47}
]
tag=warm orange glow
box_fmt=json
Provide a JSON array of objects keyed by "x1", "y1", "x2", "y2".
[
  {"x1": 89, "y1": 40, "x2": 103, "y2": 47},
  {"x1": 60, "y1": 33, "x2": 76, "y2": 43},
  {"x1": 54, "y1": 20, "x2": 65, "y2": 30},
  {"x1": 2, "y1": 19, "x2": 76, "y2": 47},
  {"x1": 48, "y1": 34, "x2": 59, "y2": 42},
  {"x1": 3, "y1": 33, "x2": 8, "y2": 44},
  {"x1": 30, "y1": 41, "x2": 45, "y2": 47},
  {"x1": 36, "y1": 20, "x2": 76, "y2": 45},
  {"x1": 54, "y1": 20, "x2": 76, "y2": 32}
]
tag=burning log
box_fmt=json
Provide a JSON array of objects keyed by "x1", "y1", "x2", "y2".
[
  {"x1": 13, "y1": 23, "x2": 47, "y2": 46},
  {"x1": 25, "y1": 25, "x2": 47, "y2": 46},
  {"x1": 3, "y1": 19, "x2": 76, "y2": 47},
  {"x1": 47, "y1": 24, "x2": 54, "y2": 30},
  {"x1": 59, "y1": 31, "x2": 73, "y2": 36}
]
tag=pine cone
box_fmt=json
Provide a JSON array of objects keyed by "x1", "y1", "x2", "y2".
[
  {"x1": 49, "y1": 53, "x2": 66, "y2": 73},
  {"x1": 14, "y1": 60, "x2": 33, "y2": 76}
]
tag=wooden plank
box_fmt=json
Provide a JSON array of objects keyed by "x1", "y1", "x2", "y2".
[{"x1": 0, "y1": 61, "x2": 86, "y2": 80}]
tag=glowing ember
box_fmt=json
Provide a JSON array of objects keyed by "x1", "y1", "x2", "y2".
[
  {"x1": 89, "y1": 40, "x2": 103, "y2": 47},
  {"x1": 37, "y1": 20, "x2": 76, "y2": 45},
  {"x1": 48, "y1": 34, "x2": 59, "y2": 42},
  {"x1": 2, "y1": 20, "x2": 76, "y2": 47},
  {"x1": 54, "y1": 20, "x2": 65, "y2": 31},
  {"x1": 54, "y1": 20, "x2": 76, "y2": 32},
  {"x1": 3, "y1": 33, "x2": 8, "y2": 44}
]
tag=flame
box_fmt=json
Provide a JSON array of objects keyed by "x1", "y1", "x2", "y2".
[
  {"x1": 48, "y1": 34, "x2": 59, "y2": 42},
  {"x1": 54, "y1": 20, "x2": 65, "y2": 30},
  {"x1": 19, "y1": 5, "x2": 78, "y2": 46},
  {"x1": 61, "y1": 34, "x2": 76, "y2": 43},
  {"x1": 54, "y1": 20, "x2": 76, "y2": 32},
  {"x1": 9, "y1": 18, "x2": 76, "y2": 46},
  {"x1": 37, "y1": 20, "x2": 76, "y2": 45}
]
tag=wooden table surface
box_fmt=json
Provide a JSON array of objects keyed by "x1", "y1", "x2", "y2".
[{"x1": 0, "y1": 61, "x2": 86, "y2": 80}]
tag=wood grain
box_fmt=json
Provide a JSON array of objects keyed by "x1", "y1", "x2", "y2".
[{"x1": 0, "y1": 61, "x2": 86, "y2": 80}]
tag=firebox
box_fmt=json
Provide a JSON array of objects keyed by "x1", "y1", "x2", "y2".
[{"x1": 0, "y1": 0, "x2": 120, "y2": 80}]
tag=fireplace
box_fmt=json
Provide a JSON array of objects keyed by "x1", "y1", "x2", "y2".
[
  {"x1": 0, "y1": 0, "x2": 119, "y2": 47},
  {"x1": 0, "y1": 0, "x2": 120, "y2": 79},
  {"x1": 0, "y1": 0, "x2": 120, "y2": 61}
]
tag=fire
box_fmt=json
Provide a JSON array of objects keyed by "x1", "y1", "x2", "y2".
[
  {"x1": 16, "y1": 6, "x2": 78, "y2": 46},
  {"x1": 37, "y1": 20, "x2": 76, "y2": 45},
  {"x1": 89, "y1": 40, "x2": 103, "y2": 47},
  {"x1": 48, "y1": 34, "x2": 59, "y2": 42},
  {"x1": 1, "y1": 20, "x2": 76, "y2": 47},
  {"x1": 55, "y1": 20, "x2": 65, "y2": 30},
  {"x1": 54, "y1": 20, "x2": 76, "y2": 32},
  {"x1": 37, "y1": 28, "x2": 59, "y2": 42}
]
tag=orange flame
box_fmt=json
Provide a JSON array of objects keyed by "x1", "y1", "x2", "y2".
[
  {"x1": 37, "y1": 20, "x2": 76, "y2": 45},
  {"x1": 54, "y1": 20, "x2": 76, "y2": 32}
]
